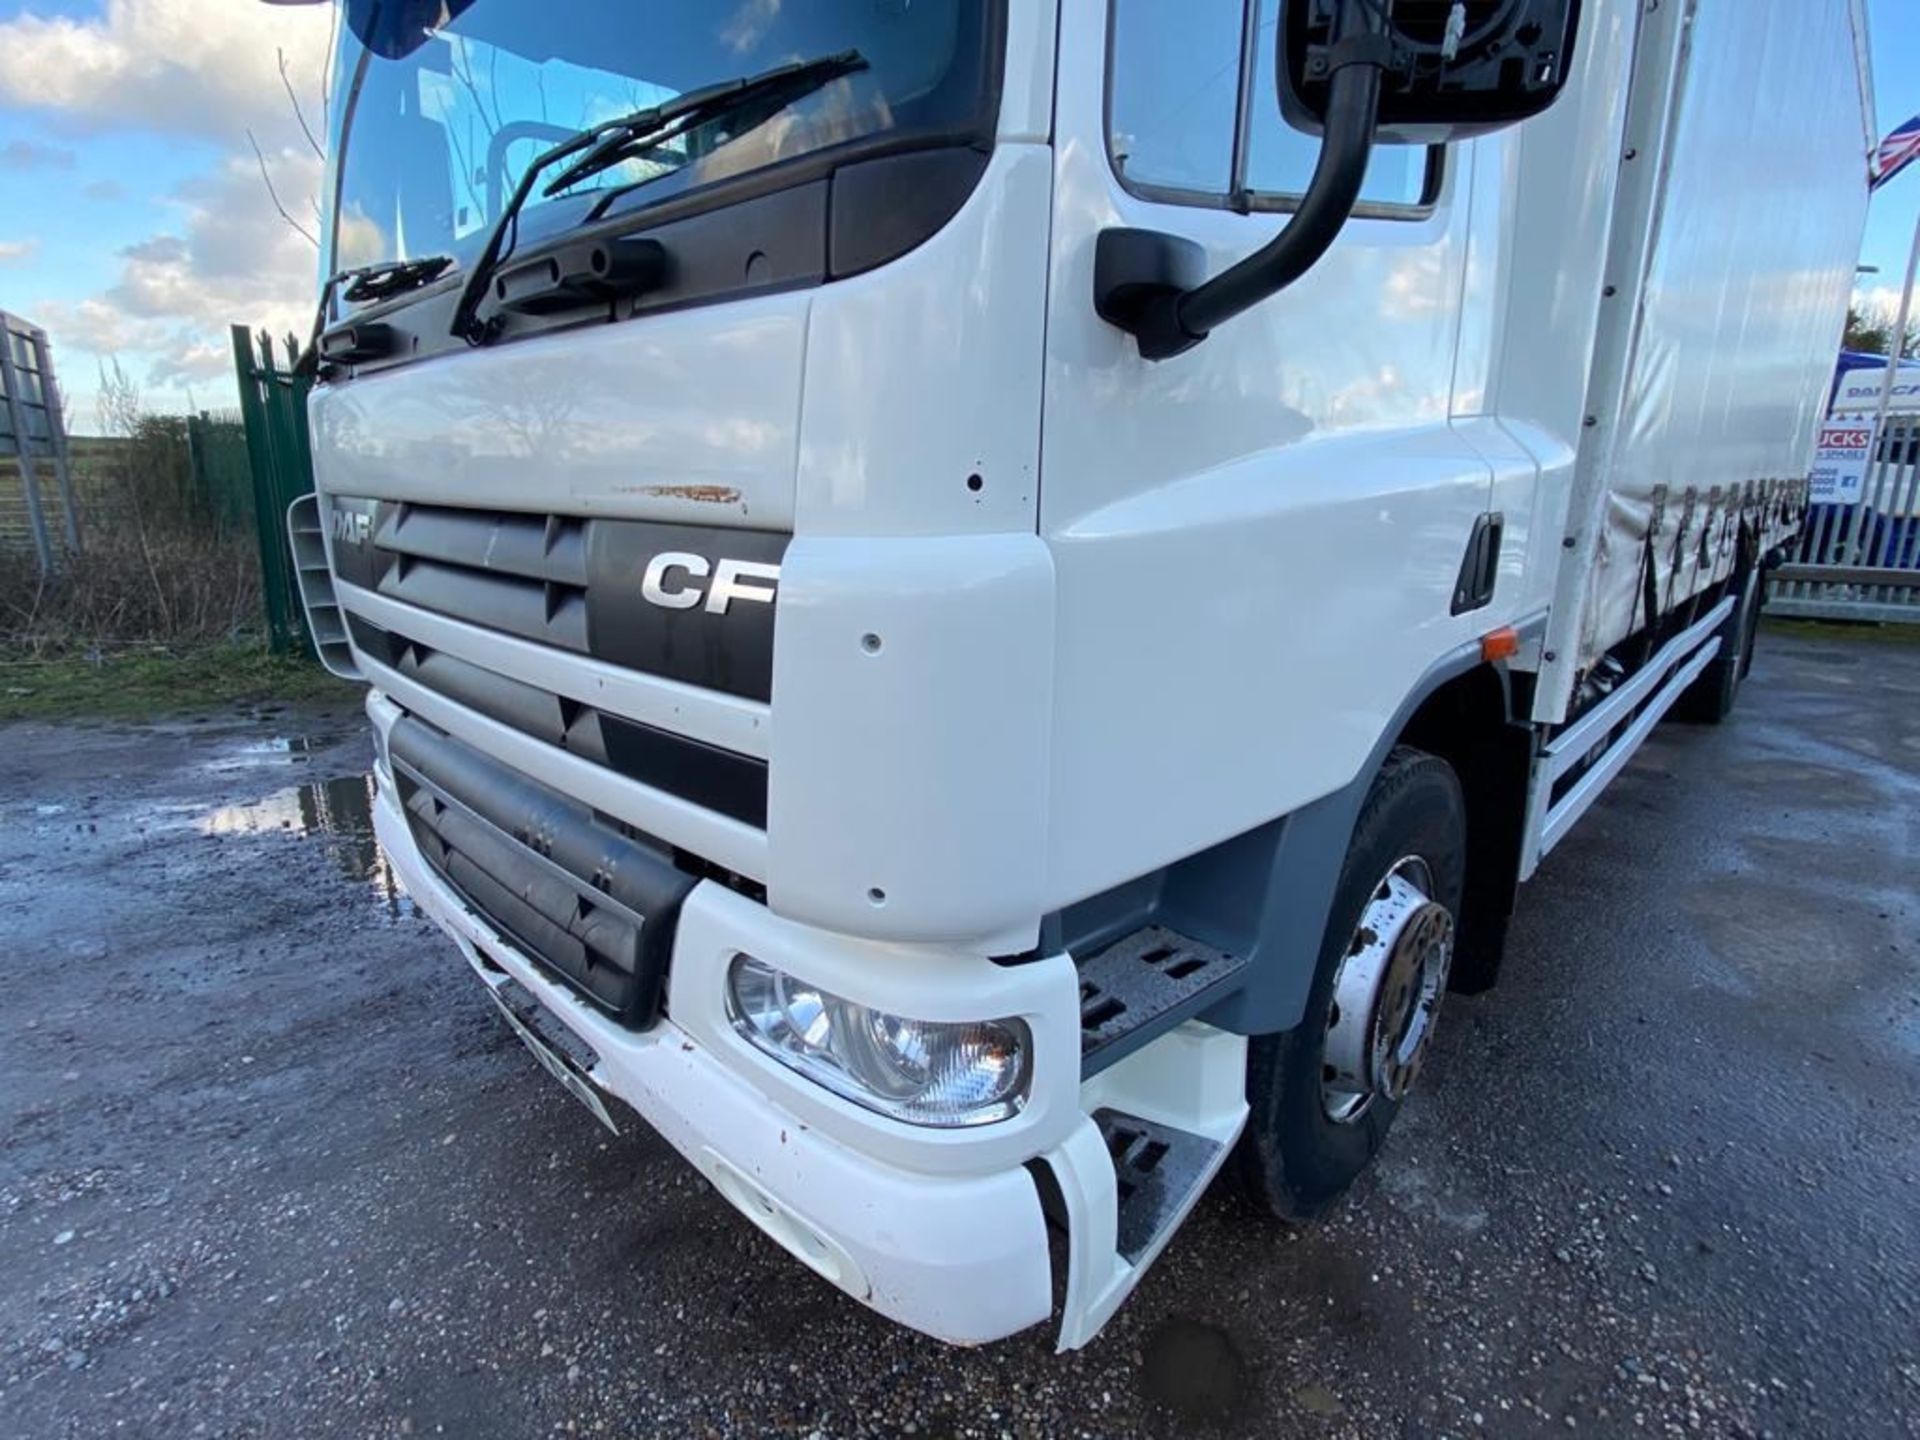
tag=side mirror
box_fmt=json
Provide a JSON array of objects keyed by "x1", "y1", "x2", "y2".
[
  {"x1": 1281, "y1": 0, "x2": 1581, "y2": 143},
  {"x1": 1096, "y1": 0, "x2": 1581, "y2": 361}
]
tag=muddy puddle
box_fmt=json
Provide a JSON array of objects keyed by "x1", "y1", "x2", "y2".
[
  {"x1": 199, "y1": 771, "x2": 414, "y2": 919},
  {"x1": 200, "y1": 734, "x2": 330, "y2": 773}
]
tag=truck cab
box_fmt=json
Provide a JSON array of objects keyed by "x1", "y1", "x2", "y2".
[{"x1": 297, "y1": 0, "x2": 1869, "y2": 1347}]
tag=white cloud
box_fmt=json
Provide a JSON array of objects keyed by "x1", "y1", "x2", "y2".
[
  {"x1": 35, "y1": 297, "x2": 147, "y2": 355},
  {"x1": 0, "y1": 238, "x2": 40, "y2": 266},
  {"x1": 0, "y1": 0, "x2": 333, "y2": 415},
  {"x1": 0, "y1": 0, "x2": 333, "y2": 154},
  {"x1": 37, "y1": 149, "x2": 321, "y2": 408},
  {"x1": 1380, "y1": 251, "x2": 1449, "y2": 320},
  {"x1": 1854, "y1": 284, "x2": 1913, "y2": 321},
  {"x1": 147, "y1": 337, "x2": 233, "y2": 389},
  {"x1": 34, "y1": 297, "x2": 261, "y2": 419},
  {"x1": 118, "y1": 149, "x2": 321, "y2": 327}
]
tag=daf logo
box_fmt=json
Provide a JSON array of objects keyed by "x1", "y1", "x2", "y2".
[
  {"x1": 331, "y1": 506, "x2": 372, "y2": 547},
  {"x1": 641, "y1": 551, "x2": 780, "y2": 615}
]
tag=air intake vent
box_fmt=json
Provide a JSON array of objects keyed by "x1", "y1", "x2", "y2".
[{"x1": 287, "y1": 494, "x2": 361, "y2": 680}]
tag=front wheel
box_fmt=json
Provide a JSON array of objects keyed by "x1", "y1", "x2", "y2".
[{"x1": 1238, "y1": 747, "x2": 1466, "y2": 1222}]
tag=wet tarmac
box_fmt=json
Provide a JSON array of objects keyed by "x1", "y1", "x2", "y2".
[{"x1": 1, "y1": 624, "x2": 1916, "y2": 1438}]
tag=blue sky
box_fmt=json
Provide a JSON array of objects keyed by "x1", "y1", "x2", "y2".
[
  {"x1": 1858, "y1": 2, "x2": 1920, "y2": 309},
  {"x1": 0, "y1": 1, "x2": 1915, "y2": 430},
  {"x1": 0, "y1": 1, "x2": 332, "y2": 425}
]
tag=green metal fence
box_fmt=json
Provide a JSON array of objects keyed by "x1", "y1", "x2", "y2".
[
  {"x1": 231, "y1": 325, "x2": 315, "y2": 655},
  {"x1": 185, "y1": 410, "x2": 256, "y2": 538}
]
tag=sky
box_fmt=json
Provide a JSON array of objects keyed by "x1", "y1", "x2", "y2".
[
  {"x1": 1855, "y1": 2, "x2": 1920, "y2": 322},
  {"x1": 0, "y1": 1, "x2": 1915, "y2": 432},
  {"x1": 0, "y1": 0, "x2": 332, "y2": 429}
]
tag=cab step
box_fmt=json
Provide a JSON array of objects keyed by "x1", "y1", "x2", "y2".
[
  {"x1": 1051, "y1": 1023, "x2": 1250, "y2": 1350},
  {"x1": 1078, "y1": 927, "x2": 1247, "y2": 1076},
  {"x1": 1094, "y1": 1108, "x2": 1227, "y2": 1263}
]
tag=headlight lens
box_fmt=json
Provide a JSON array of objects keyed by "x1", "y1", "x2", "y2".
[{"x1": 725, "y1": 954, "x2": 1031, "y2": 1127}]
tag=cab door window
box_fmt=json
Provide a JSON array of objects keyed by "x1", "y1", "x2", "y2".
[{"x1": 1108, "y1": 0, "x2": 1440, "y2": 211}]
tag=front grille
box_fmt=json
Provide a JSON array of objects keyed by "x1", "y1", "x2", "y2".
[
  {"x1": 389, "y1": 714, "x2": 696, "y2": 1029},
  {"x1": 352, "y1": 614, "x2": 768, "y2": 827},
  {"x1": 329, "y1": 498, "x2": 788, "y2": 702}
]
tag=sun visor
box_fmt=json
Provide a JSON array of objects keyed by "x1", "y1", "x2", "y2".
[{"x1": 346, "y1": 0, "x2": 482, "y2": 61}]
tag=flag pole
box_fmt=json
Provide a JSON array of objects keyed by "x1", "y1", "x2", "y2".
[
  {"x1": 1867, "y1": 205, "x2": 1920, "y2": 433},
  {"x1": 1842, "y1": 185, "x2": 1920, "y2": 564}
]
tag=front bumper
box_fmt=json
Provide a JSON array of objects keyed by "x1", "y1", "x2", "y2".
[{"x1": 373, "y1": 774, "x2": 1071, "y2": 1344}]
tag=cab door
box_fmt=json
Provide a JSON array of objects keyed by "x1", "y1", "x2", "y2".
[{"x1": 1037, "y1": 0, "x2": 1501, "y2": 905}]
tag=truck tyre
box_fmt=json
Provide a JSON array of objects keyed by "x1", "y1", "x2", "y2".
[
  {"x1": 1737, "y1": 571, "x2": 1763, "y2": 681},
  {"x1": 1238, "y1": 747, "x2": 1465, "y2": 1222},
  {"x1": 1675, "y1": 566, "x2": 1761, "y2": 725}
]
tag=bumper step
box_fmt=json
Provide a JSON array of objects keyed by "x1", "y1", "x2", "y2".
[
  {"x1": 1078, "y1": 927, "x2": 1247, "y2": 1075},
  {"x1": 1094, "y1": 1108, "x2": 1227, "y2": 1264}
]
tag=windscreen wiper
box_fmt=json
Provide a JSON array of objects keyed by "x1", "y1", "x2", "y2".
[
  {"x1": 296, "y1": 254, "x2": 457, "y2": 375},
  {"x1": 449, "y1": 50, "x2": 868, "y2": 344},
  {"x1": 542, "y1": 50, "x2": 867, "y2": 199},
  {"x1": 338, "y1": 254, "x2": 455, "y2": 303}
]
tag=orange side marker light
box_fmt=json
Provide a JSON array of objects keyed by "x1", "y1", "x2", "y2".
[{"x1": 1480, "y1": 626, "x2": 1520, "y2": 663}]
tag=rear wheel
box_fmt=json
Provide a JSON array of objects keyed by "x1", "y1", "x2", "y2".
[
  {"x1": 1675, "y1": 565, "x2": 1761, "y2": 724},
  {"x1": 1238, "y1": 747, "x2": 1465, "y2": 1221},
  {"x1": 1737, "y1": 570, "x2": 1762, "y2": 680}
]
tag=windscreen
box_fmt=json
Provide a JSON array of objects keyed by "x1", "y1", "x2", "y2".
[{"x1": 324, "y1": 0, "x2": 994, "y2": 277}]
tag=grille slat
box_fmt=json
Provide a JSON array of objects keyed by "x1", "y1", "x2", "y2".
[
  {"x1": 379, "y1": 558, "x2": 591, "y2": 655},
  {"x1": 353, "y1": 614, "x2": 766, "y2": 826},
  {"x1": 400, "y1": 646, "x2": 590, "y2": 756},
  {"x1": 374, "y1": 504, "x2": 590, "y2": 587}
]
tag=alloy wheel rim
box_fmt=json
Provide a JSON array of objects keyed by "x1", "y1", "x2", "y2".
[{"x1": 1321, "y1": 855, "x2": 1455, "y2": 1125}]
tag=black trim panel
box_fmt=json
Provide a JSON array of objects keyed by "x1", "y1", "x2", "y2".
[
  {"x1": 599, "y1": 715, "x2": 768, "y2": 830},
  {"x1": 828, "y1": 148, "x2": 991, "y2": 279},
  {"x1": 351, "y1": 614, "x2": 769, "y2": 828},
  {"x1": 329, "y1": 499, "x2": 789, "y2": 703},
  {"x1": 584, "y1": 518, "x2": 786, "y2": 703}
]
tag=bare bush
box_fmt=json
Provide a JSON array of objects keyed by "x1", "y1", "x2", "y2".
[{"x1": 1, "y1": 365, "x2": 262, "y2": 658}]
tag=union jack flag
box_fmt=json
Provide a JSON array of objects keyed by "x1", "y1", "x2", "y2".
[{"x1": 1873, "y1": 115, "x2": 1920, "y2": 192}]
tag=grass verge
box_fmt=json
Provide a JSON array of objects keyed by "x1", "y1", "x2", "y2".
[{"x1": 0, "y1": 644, "x2": 359, "y2": 723}]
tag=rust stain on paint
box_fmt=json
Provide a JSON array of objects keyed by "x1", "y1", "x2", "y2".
[{"x1": 628, "y1": 483, "x2": 742, "y2": 505}]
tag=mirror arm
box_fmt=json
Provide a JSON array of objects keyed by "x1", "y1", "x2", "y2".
[
  {"x1": 1094, "y1": 18, "x2": 1386, "y2": 363},
  {"x1": 1176, "y1": 56, "x2": 1382, "y2": 341}
]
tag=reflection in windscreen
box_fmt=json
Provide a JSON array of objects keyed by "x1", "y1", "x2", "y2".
[{"x1": 326, "y1": 0, "x2": 979, "y2": 275}]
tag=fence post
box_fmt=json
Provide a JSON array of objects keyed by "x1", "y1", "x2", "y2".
[
  {"x1": 231, "y1": 323, "x2": 305, "y2": 654},
  {"x1": 28, "y1": 323, "x2": 82, "y2": 555},
  {"x1": 0, "y1": 318, "x2": 55, "y2": 579},
  {"x1": 186, "y1": 410, "x2": 205, "y2": 516}
]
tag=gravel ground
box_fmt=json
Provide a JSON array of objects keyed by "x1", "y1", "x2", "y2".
[{"x1": 1, "y1": 624, "x2": 1917, "y2": 1439}]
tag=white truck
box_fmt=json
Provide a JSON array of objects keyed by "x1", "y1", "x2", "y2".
[{"x1": 286, "y1": 0, "x2": 1873, "y2": 1348}]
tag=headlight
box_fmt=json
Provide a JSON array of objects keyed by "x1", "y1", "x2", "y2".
[{"x1": 725, "y1": 954, "x2": 1031, "y2": 1127}]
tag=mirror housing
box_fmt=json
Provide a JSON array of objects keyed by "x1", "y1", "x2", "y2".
[
  {"x1": 1281, "y1": 0, "x2": 1582, "y2": 144},
  {"x1": 1095, "y1": 0, "x2": 1582, "y2": 361}
]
